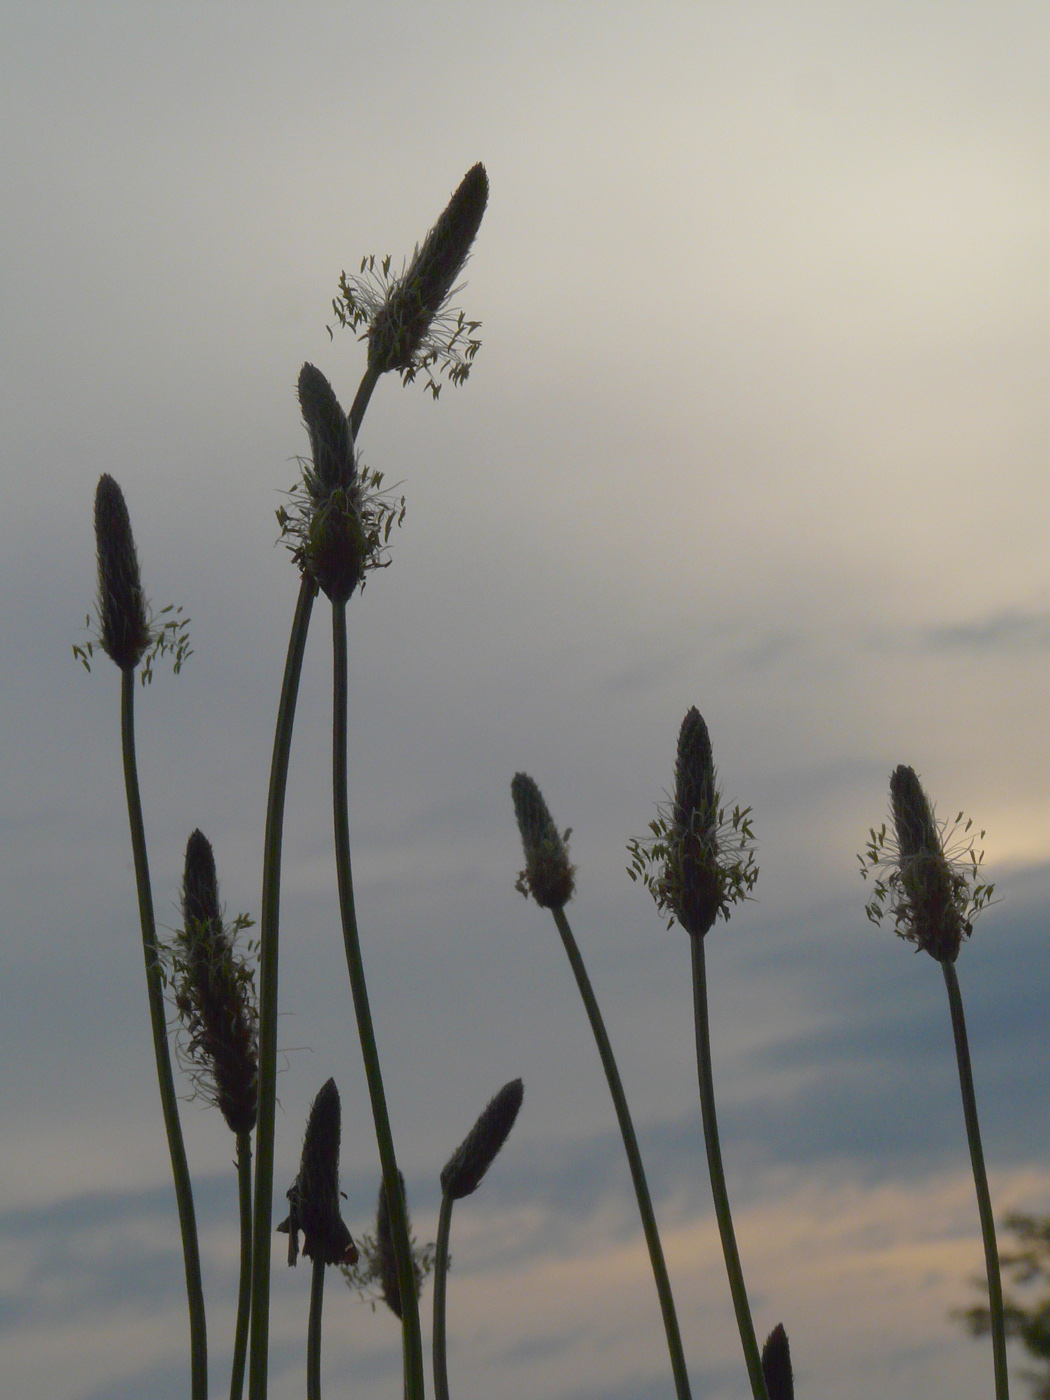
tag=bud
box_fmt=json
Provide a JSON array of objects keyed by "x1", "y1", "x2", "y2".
[
  {"x1": 298, "y1": 362, "x2": 356, "y2": 503},
  {"x1": 670, "y1": 707, "x2": 723, "y2": 938},
  {"x1": 278, "y1": 1079, "x2": 357, "y2": 1267},
  {"x1": 441, "y1": 1079, "x2": 524, "y2": 1201},
  {"x1": 376, "y1": 1171, "x2": 416, "y2": 1319},
  {"x1": 511, "y1": 773, "x2": 575, "y2": 909},
  {"x1": 93, "y1": 474, "x2": 150, "y2": 671},
  {"x1": 889, "y1": 765, "x2": 969, "y2": 963},
  {"x1": 368, "y1": 164, "x2": 489, "y2": 378},
  {"x1": 761, "y1": 1323, "x2": 794, "y2": 1400},
  {"x1": 175, "y1": 830, "x2": 258, "y2": 1136}
]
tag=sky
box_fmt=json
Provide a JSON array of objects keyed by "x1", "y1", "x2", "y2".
[{"x1": 1, "y1": 2, "x2": 1048, "y2": 1398}]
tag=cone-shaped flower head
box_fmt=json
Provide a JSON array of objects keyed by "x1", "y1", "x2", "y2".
[
  {"x1": 859, "y1": 766, "x2": 994, "y2": 962},
  {"x1": 376, "y1": 1171, "x2": 422, "y2": 1319},
  {"x1": 670, "y1": 707, "x2": 723, "y2": 938},
  {"x1": 298, "y1": 361, "x2": 356, "y2": 503},
  {"x1": 278, "y1": 1079, "x2": 357, "y2": 1267},
  {"x1": 512, "y1": 773, "x2": 575, "y2": 909},
  {"x1": 628, "y1": 707, "x2": 757, "y2": 935},
  {"x1": 761, "y1": 1323, "x2": 794, "y2": 1400},
  {"x1": 441, "y1": 1079, "x2": 524, "y2": 1201},
  {"x1": 890, "y1": 765, "x2": 971, "y2": 962},
  {"x1": 368, "y1": 164, "x2": 489, "y2": 379},
  {"x1": 294, "y1": 363, "x2": 367, "y2": 603},
  {"x1": 93, "y1": 474, "x2": 150, "y2": 671},
  {"x1": 174, "y1": 830, "x2": 258, "y2": 1135},
  {"x1": 278, "y1": 365, "x2": 405, "y2": 602}
]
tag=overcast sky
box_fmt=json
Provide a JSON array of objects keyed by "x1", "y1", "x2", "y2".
[{"x1": 1, "y1": 3, "x2": 1048, "y2": 1399}]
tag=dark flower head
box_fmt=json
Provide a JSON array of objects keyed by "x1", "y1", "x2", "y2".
[
  {"x1": 278, "y1": 1079, "x2": 357, "y2": 1267},
  {"x1": 329, "y1": 164, "x2": 488, "y2": 398},
  {"x1": 761, "y1": 1323, "x2": 794, "y2": 1400},
  {"x1": 441, "y1": 1079, "x2": 524, "y2": 1201},
  {"x1": 277, "y1": 365, "x2": 405, "y2": 603},
  {"x1": 628, "y1": 708, "x2": 758, "y2": 937},
  {"x1": 173, "y1": 830, "x2": 258, "y2": 1136},
  {"x1": 858, "y1": 766, "x2": 995, "y2": 963},
  {"x1": 376, "y1": 1171, "x2": 422, "y2": 1319},
  {"x1": 93, "y1": 474, "x2": 150, "y2": 671},
  {"x1": 368, "y1": 164, "x2": 489, "y2": 379},
  {"x1": 512, "y1": 773, "x2": 575, "y2": 909}
]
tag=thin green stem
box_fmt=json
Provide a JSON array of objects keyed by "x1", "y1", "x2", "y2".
[
  {"x1": 120, "y1": 667, "x2": 208, "y2": 1400},
  {"x1": 942, "y1": 959, "x2": 1009, "y2": 1400},
  {"x1": 248, "y1": 362, "x2": 381, "y2": 1400},
  {"x1": 551, "y1": 905, "x2": 692, "y2": 1400},
  {"x1": 249, "y1": 573, "x2": 317, "y2": 1400},
  {"x1": 231, "y1": 1131, "x2": 253, "y2": 1400},
  {"x1": 307, "y1": 1254, "x2": 326, "y2": 1400},
  {"x1": 690, "y1": 934, "x2": 768, "y2": 1400},
  {"x1": 332, "y1": 600, "x2": 425, "y2": 1400},
  {"x1": 433, "y1": 1193, "x2": 454, "y2": 1400},
  {"x1": 349, "y1": 364, "x2": 380, "y2": 438}
]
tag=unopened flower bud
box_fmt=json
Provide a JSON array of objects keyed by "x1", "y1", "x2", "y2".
[
  {"x1": 761, "y1": 1323, "x2": 794, "y2": 1400},
  {"x1": 93, "y1": 474, "x2": 150, "y2": 671},
  {"x1": 441, "y1": 1079, "x2": 524, "y2": 1201},
  {"x1": 512, "y1": 773, "x2": 575, "y2": 909}
]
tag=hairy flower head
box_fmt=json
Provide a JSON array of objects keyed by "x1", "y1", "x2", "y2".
[
  {"x1": 276, "y1": 364, "x2": 405, "y2": 602},
  {"x1": 512, "y1": 773, "x2": 575, "y2": 909},
  {"x1": 93, "y1": 474, "x2": 151, "y2": 671},
  {"x1": 441, "y1": 1078, "x2": 524, "y2": 1201},
  {"x1": 330, "y1": 164, "x2": 488, "y2": 398},
  {"x1": 171, "y1": 830, "x2": 258, "y2": 1135},
  {"x1": 859, "y1": 765, "x2": 995, "y2": 963},
  {"x1": 628, "y1": 707, "x2": 757, "y2": 937},
  {"x1": 278, "y1": 1079, "x2": 357, "y2": 1268}
]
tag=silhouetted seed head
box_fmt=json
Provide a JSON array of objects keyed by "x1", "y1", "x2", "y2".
[
  {"x1": 761, "y1": 1323, "x2": 794, "y2": 1400},
  {"x1": 93, "y1": 474, "x2": 150, "y2": 671},
  {"x1": 889, "y1": 765, "x2": 969, "y2": 963},
  {"x1": 175, "y1": 830, "x2": 258, "y2": 1136},
  {"x1": 670, "y1": 708, "x2": 723, "y2": 939},
  {"x1": 376, "y1": 1171, "x2": 416, "y2": 1319},
  {"x1": 512, "y1": 773, "x2": 575, "y2": 909},
  {"x1": 297, "y1": 363, "x2": 356, "y2": 503},
  {"x1": 278, "y1": 1079, "x2": 357, "y2": 1267},
  {"x1": 368, "y1": 164, "x2": 489, "y2": 377},
  {"x1": 441, "y1": 1078, "x2": 524, "y2": 1201}
]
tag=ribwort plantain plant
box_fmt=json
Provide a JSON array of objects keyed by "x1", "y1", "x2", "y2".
[{"x1": 81, "y1": 162, "x2": 1017, "y2": 1400}]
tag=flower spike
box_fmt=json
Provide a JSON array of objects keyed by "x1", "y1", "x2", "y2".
[{"x1": 512, "y1": 773, "x2": 576, "y2": 909}]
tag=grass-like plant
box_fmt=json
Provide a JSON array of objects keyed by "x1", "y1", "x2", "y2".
[
  {"x1": 80, "y1": 165, "x2": 1018, "y2": 1400},
  {"x1": 860, "y1": 765, "x2": 1006, "y2": 1399}
]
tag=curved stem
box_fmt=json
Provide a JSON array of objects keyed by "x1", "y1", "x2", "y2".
[
  {"x1": 231, "y1": 1131, "x2": 253, "y2": 1400},
  {"x1": 690, "y1": 934, "x2": 769, "y2": 1400},
  {"x1": 349, "y1": 364, "x2": 381, "y2": 438},
  {"x1": 942, "y1": 959, "x2": 1009, "y2": 1400},
  {"x1": 551, "y1": 905, "x2": 692, "y2": 1400},
  {"x1": 249, "y1": 573, "x2": 317, "y2": 1400},
  {"x1": 307, "y1": 1254, "x2": 326, "y2": 1400},
  {"x1": 120, "y1": 668, "x2": 208, "y2": 1400},
  {"x1": 332, "y1": 600, "x2": 425, "y2": 1400},
  {"x1": 433, "y1": 1193, "x2": 454, "y2": 1400}
]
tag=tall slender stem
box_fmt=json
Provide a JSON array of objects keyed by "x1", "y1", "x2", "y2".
[
  {"x1": 331, "y1": 600, "x2": 425, "y2": 1400},
  {"x1": 249, "y1": 573, "x2": 317, "y2": 1400},
  {"x1": 120, "y1": 668, "x2": 208, "y2": 1400},
  {"x1": 942, "y1": 959, "x2": 1009, "y2": 1400},
  {"x1": 433, "y1": 1193, "x2": 455, "y2": 1400},
  {"x1": 690, "y1": 934, "x2": 768, "y2": 1400},
  {"x1": 550, "y1": 905, "x2": 692, "y2": 1400},
  {"x1": 231, "y1": 1130, "x2": 253, "y2": 1400},
  {"x1": 307, "y1": 1255, "x2": 326, "y2": 1400}
]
